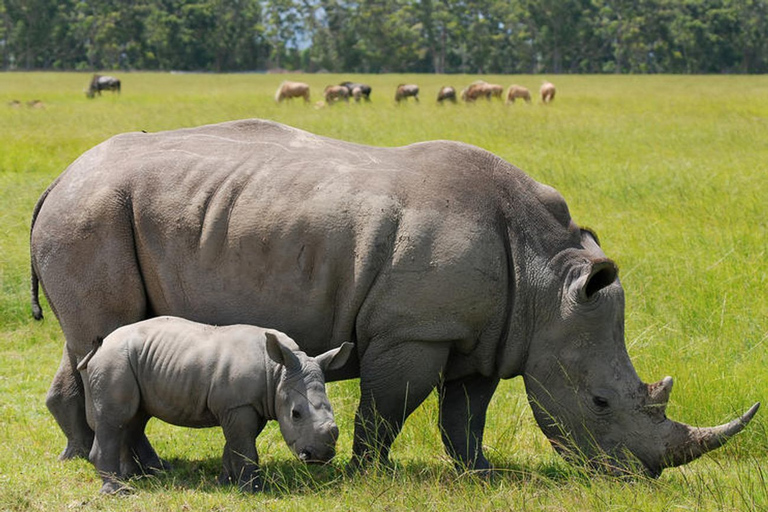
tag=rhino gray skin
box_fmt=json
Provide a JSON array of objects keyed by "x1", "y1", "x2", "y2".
[
  {"x1": 78, "y1": 316, "x2": 353, "y2": 494},
  {"x1": 30, "y1": 119, "x2": 758, "y2": 476}
]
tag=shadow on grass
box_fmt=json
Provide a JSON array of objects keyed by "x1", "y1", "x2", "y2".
[
  {"x1": 123, "y1": 453, "x2": 665, "y2": 497},
  {"x1": 127, "y1": 456, "x2": 347, "y2": 496}
]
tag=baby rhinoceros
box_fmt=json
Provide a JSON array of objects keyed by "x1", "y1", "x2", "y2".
[{"x1": 77, "y1": 316, "x2": 353, "y2": 494}]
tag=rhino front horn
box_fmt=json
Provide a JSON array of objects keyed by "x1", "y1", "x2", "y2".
[{"x1": 661, "y1": 402, "x2": 760, "y2": 469}]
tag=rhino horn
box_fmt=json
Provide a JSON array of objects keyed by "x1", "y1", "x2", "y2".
[
  {"x1": 661, "y1": 402, "x2": 760, "y2": 469},
  {"x1": 647, "y1": 376, "x2": 674, "y2": 413}
]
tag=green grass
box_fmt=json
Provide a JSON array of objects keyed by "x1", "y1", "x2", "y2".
[{"x1": 1, "y1": 72, "x2": 766, "y2": 511}]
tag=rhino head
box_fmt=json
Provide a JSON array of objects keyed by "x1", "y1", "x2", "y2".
[
  {"x1": 266, "y1": 333, "x2": 354, "y2": 464},
  {"x1": 521, "y1": 227, "x2": 759, "y2": 477}
]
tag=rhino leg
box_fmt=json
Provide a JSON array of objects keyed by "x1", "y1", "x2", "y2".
[
  {"x1": 91, "y1": 421, "x2": 129, "y2": 494},
  {"x1": 219, "y1": 406, "x2": 266, "y2": 492},
  {"x1": 89, "y1": 365, "x2": 142, "y2": 493},
  {"x1": 34, "y1": 210, "x2": 147, "y2": 461},
  {"x1": 46, "y1": 347, "x2": 93, "y2": 460},
  {"x1": 351, "y1": 341, "x2": 451, "y2": 468},
  {"x1": 438, "y1": 374, "x2": 499, "y2": 472},
  {"x1": 121, "y1": 412, "x2": 167, "y2": 477}
]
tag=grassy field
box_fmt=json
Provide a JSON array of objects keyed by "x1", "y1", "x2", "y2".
[{"x1": 0, "y1": 72, "x2": 766, "y2": 511}]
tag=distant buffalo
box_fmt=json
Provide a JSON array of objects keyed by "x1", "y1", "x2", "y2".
[
  {"x1": 275, "y1": 81, "x2": 310, "y2": 103},
  {"x1": 340, "y1": 82, "x2": 371, "y2": 102},
  {"x1": 505, "y1": 85, "x2": 531, "y2": 104},
  {"x1": 437, "y1": 86, "x2": 457, "y2": 104},
  {"x1": 540, "y1": 81, "x2": 556, "y2": 103},
  {"x1": 395, "y1": 84, "x2": 419, "y2": 103},
  {"x1": 324, "y1": 85, "x2": 350, "y2": 104},
  {"x1": 86, "y1": 75, "x2": 121, "y2": 99}
]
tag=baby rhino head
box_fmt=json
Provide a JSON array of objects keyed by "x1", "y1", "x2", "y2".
[{"x1": 266, "y1": 333, "x2": 354, "y2": 464}]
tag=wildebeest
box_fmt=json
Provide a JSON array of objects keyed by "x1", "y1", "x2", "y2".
[
  {"x1": 461, "y1": 81, "x2": 502, "y2": 102},
  {"x1": 275, "y1": 81, "x2": 310, "y2": 103},
  {"x1": 505, "y1": 85, "x2": 532, "y2": 104},
  {"x1": 86, "y1": 75, "x2": 121, "y2": 99},
  {"x1": 79, "y1": 316, "x2": 353, "y2": 494},
  {"x1": 31, "y1": 118, "x2": 758, "y2": 476},
  {"x1": 437, "y1": 86, "x2": 457, "y2": 104},
  {"x1": 541, "y1": 81, "x2": 556, "y2": 103},
  {"x1": 323, "y1": 85, "x2": 350, "y2": 104},
  {"x1": 395, "y1": 84, "x2": 419, "y2": 103},
  {"x1": 340, "y1": 82, "x2": 371, "y2": 102}
]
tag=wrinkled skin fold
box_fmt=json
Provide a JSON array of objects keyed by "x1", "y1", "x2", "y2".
[{"x1": 30, "y1": 119, "x2": 759, "y2": 476}]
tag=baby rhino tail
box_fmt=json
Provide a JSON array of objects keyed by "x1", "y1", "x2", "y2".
[{"x1": 76, "y1": 337, "x2": 104, "y2": 372}]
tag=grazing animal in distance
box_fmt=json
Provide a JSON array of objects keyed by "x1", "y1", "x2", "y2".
[
  {"x1": 487, "y1": 83, "x2": 504, "y2": 100},
  {"x1": 505, "y1": 85, "x2": 531, "y2": 104},
  {"x1": 340, "y1": 81, "x2": 372, "y2": 102},
  {"x1": 86, "y1": 75, "x2": 121, "y2": 99},
  {"x1": 541, "y1": 81, "x2": 556, "y2": 103},
  {"x1": 275, "y1": 81, "x2": 310, "y2": 103},
  {"x1": 78, "y1": 316, "x2": 353, "y2": 494},
  {"x1": 395, "y1": 84, "x2": 419, "y2": 103},
  {"x1": 461, "y1": 80, "x2": 493, "y2": 103},
  {"x1": 437, "y1": 86, "x2": 457, "y2": 103},
  {"x1": 30, "y1": 118, "x2": 759, "y2": 477},
  {"x1": 324, "y1": 85, "x2": 350, "y2": 104}
]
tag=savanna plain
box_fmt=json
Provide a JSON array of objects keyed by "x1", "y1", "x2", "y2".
[{"x1": 0, "y1": 72, "x2": 766, "y2": 511}]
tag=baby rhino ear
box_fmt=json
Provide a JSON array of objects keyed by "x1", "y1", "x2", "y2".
[
  {"x1": 315, "y1": 342, "x2": 355, "y2": 373},
  {"x1": 265, "y1": 332, "x2": 301, "y2": 371}
]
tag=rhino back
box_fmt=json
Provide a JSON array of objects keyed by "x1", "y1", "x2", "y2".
[
  {"x1": 100, "y1": 317, "x2": 271, "y2": 426},
  {"x1": 35, "y1": 119, "x2": 574, "y2": 374}
]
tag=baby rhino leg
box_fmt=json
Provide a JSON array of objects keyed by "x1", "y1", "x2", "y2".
[
  {"x1": 88, "y1": 366, "x2": 141, "y2": 494},
  {"x1": 219, "y1": 406, "x2": 266, "y2": 492},
  {"x1": 121, "y1": 412, "x2": 167, "y2": 477}
]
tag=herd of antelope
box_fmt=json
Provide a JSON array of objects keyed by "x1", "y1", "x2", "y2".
[{"x1": 275, "y1": 80, "x2": 556, "y2": 107}]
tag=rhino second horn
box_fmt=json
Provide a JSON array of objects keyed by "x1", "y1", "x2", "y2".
[
  {"x1": 661, "y1": 402, "x2": 760, "y2": 469},
  {"x1": 647, "y1": 376, "x2": 674, "y2": 410}
]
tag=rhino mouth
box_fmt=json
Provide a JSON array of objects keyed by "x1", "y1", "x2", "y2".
[
  {"x1": 294, "y1": 445, "x2": 336, "y2": 464},
  {"x1": 548, "y1": 438, "x2": 661, "y2": 479}
]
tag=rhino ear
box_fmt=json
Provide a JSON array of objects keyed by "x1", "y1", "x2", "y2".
[
  {"x1": 576, "y1": 259, "x2": 618, "y2": 301},
  {"x1": 315, "y1": 342, "x2": 355, "y2": 373},
  {"x1": 265, "y1": 332, "x2": 301, "y2": 371}
]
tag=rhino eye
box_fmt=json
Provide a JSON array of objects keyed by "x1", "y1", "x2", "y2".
[
  {"x1": 291, "y1": 409, "x2": 302, "y2": 420},
  {"x1": 592, "y1": 396, "x2": 610, "y2": 409}
]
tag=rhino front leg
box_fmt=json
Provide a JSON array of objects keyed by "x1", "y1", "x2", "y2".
[
  {"x1": 351, "y1": 341, "x2": 451, "y2": 469},
  {"x1": 219, "y1": 406, "x2": 266, "y2": 492},
  {"x1": 438, "y1": 374, "x2": 499, "y2": 472},
  {"x1": 46, "y1": 346, "x2": 93, "y2": 460}
]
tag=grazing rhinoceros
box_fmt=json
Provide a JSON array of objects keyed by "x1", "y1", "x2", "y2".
[
  {"x1": 78, "y1": 316, "x2": 353, "y2": 494},
  {"x1": 30, "y1": 119, "x2": 758, "y2": 477}
]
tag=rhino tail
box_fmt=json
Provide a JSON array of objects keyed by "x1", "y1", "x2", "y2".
[
  {"x1": 29, "y1": 176, "x2": 63, "y2": 320},
  {"x1": 76, "y1": 337, "x2": 104, "y2": 372}
]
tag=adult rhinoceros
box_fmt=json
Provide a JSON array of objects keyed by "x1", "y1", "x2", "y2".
[{"x1": 30, "y1": 119, "x2": 758, "y2": 476}]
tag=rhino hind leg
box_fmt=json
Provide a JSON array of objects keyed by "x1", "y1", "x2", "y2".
[
  {"x1": 46, "y1": 347, "x2": 94, "y2": 460},
  {"x1": 438, "y1": 374, "x2": 499, "y2": 473},
  {"x1": 351, "y1": 341, "x2": 451, "y2": 469},
  {"x1": 33, "y1": 198, "x2": 149, "y2": 461},
  {"x1": 121, "y1": 412, "x2": 168, "y2": 477},
  {"x1": 90, "y1": 421, "x2": 128, "y2": 494}
]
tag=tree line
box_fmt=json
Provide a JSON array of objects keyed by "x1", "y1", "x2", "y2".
[{"x1": 2, "y1": 0, "x2": 767, "y2": 74}]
